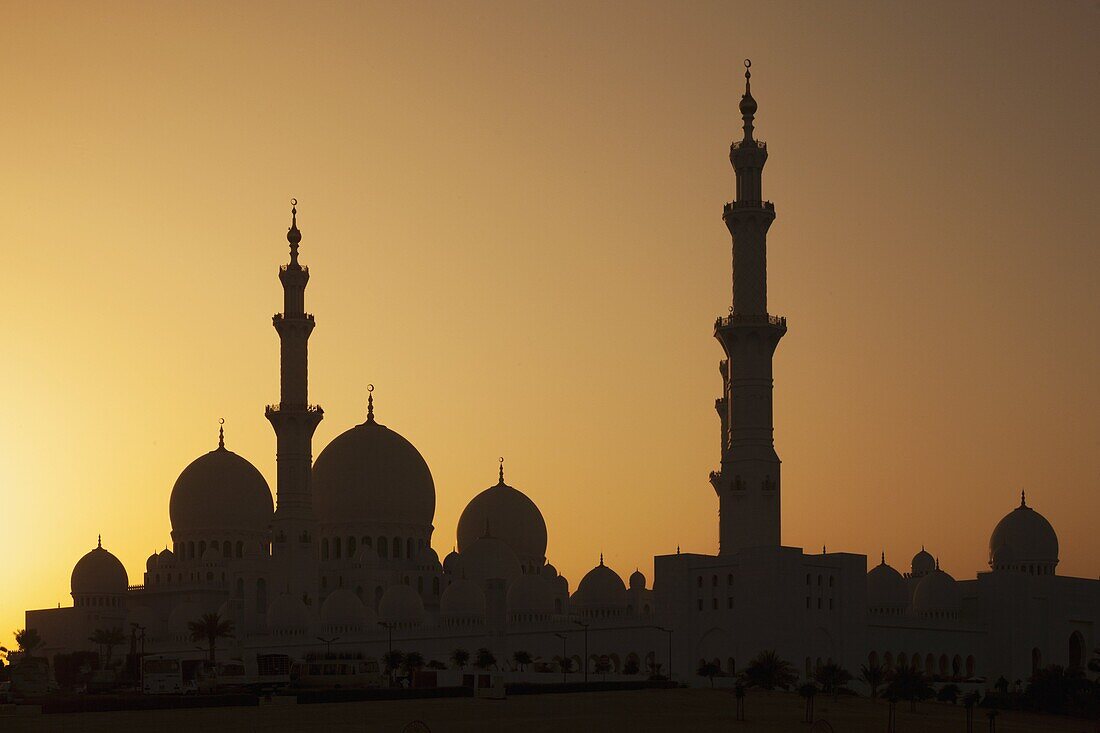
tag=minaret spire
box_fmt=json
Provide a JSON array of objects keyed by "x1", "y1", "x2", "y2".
[
  {"x1": 218, "y1": 418, "x2": 225, "y2": 449},
  {"x1": 267, "y1": 198, "x2": 324, "y2": 603},
  {"x1": 366, "y1": 384, "x2": 375, "y2": 424},
  {"x1": 740, "y1": 59, "x2": 757, "y2": 143},
  {"x1": 498, "y1": 456, "x2": 505, "y2": 485}
]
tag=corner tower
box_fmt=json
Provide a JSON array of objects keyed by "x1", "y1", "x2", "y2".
[
  {"x1": 266, "y1": 200, "x2": 323, "y2": 598},
  {"x1": 710, "y1": 61, "x2": 786, "y2": 553}
]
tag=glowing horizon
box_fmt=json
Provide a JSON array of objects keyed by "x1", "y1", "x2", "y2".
[{"x1": 2, "y1": 2, "x2": 1098, "y2": 650}]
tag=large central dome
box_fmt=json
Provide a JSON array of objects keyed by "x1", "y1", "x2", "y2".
[
  {"x1": 169, "y1": 436, "x2": 273, "y2": 536},
  {"x1": 312, "y1": 411, "x2": 435, "y2": 529}
]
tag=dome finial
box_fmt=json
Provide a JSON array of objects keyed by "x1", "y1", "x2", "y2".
[
  {"x1": 97, "y1": 534, "x2": 102, "y2": 549},
  {"x1": 366, "y1": 384, "x2": 375, "y2": 424},
  {"x1": 1020, "y1": 489, "x2": 1027, "y2": 507},
  {"x1": 218, "y1": 417, "x2": 225, "y2": 449},
  {"x1": 287, "y1": 198, "x2": 302, "y2": 264},
  {"x1": 881, "y1": 551, "x2": 886, "y2": 565},
  {"x1": 498, "y1": 456, "x2": 505, "y2": 485},
  {"x1": 599, "y1": 552, "x2": 604, "y2": 566}
]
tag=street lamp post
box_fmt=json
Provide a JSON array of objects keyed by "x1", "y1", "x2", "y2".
[
  {"x1": 377, "y1": 622, "x2": 395, "y2": 685},
  {"x1": 656, "y1": 627, "x2": 673, "y2": 681},
  {"x1": 316, "y1": 636, "x2": 339, "y2": 657},
  {"x1": 572, "y1": 620, "x2": 590, "y2": 683},
  {"x1": 554, "y1": 633, "x2": 567, "y2": 683},
  {"x1": 131, "y1": 623, "x2": 146, "y2": 691}
]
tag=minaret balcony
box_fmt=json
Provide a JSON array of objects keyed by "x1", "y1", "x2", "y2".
[
  {"x1": 730, "y1": 139, "x2": 766, "y2": 151},
  {"x1": 723, "y1": 200, "x2": 775, "y2": 216},
  {"x1": 265, "y1": 403, "x2": 323, "y2": 415},
  {"x1": 715, "y1": 313, "x2": 786, "y2": 329},
  {"x1": 273, "y1": 312, "x2": 315, "y2": 323}
]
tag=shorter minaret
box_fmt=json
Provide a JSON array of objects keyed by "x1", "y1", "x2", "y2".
[{"x1": 266, "y1": 200, "x2": 323, "y2": 601}]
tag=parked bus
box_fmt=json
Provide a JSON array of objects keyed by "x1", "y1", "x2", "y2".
[
  {"x1": 142, "y1": 656, "x2": 184, "y2": 695},
  {"x1": 289, "y1": 657, "x2": 383, "y2": 689}
]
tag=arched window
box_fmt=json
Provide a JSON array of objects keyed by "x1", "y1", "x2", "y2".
[
  {"x1": 432, "y1": 577, "x2": 440, "y2": 595},
  {"x1": 378, "y1": 537, "x2": 388, "y2": 558},
  {"x1": 256, "y1": 578, "x2": 267, "y2": 613},
  {"x1": 364, "y1": 536, "x2": 372, "y2": 548},
  {"x1": 407, "y1": 538, "x2": 415, "y2": 558},
  {"x1": 965, "y1": 655, "x2": 975, "y2": 677},
  {"x1": 222, "y1": 540, "x2": 231, "y2": 557},
  {"x1": 817, "y1": 574, "x2": 822, "y2": 586},
  {"x1": 334, "y1": 537, "x2": 342, "y2": 560},
  {"x1": 235, "y1": 541, "x2": 243, "y2": 558},
  {"x1": 199, "y1": 540, "x2": 207, "y2": 556},
  {"x1": 711, "y1": 575, "x2": 718, "y2": 587},
  {"x1": 805, "y1": 573, "x2": 810, "y2": 585},
  {"x1": 727, "y1": 657, "x2": 736, "y2": 674},
  {"x1": 1069, "y1": 632, "x2": 1085, "y2": 670},
  {"x1": 727, "y1": 573, "x2": 733, "y2": 586},
  {"x1": 321, "y1": 538, "x2": 330, "y2": 561},
  {"x1": 348, "y1": 537, "x2": 357, "y2": 557},
  {"x1": 829, "y1": 576, "x2": 834, "y2": 588},
  {"x1": 188, "y1": 541, "x2": 195, "y2": 559},
  {"x1": 952, "y1": 655, "x2": 961, "y2": 677},
  {"x1": 392, "y1": 537, "x2": 401, "y2": 559},
  {"x1": 206, "y1": 571, "x2": 213, "y2": 582}
]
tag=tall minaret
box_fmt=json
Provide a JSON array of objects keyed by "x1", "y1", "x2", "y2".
[
  {"x1": 266, "y1": 200, "x2": 323, "y2": 599},
  {"x1": 710, "y1": 61, "x2": 786, "y2": 554}
]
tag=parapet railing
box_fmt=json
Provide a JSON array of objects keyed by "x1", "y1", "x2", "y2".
[
  {"x1": 265, "y1": 403, "x2": 323, "y2": 413},
  {"x1": 723, "y1": 200, "x2": 775, "y2": 214},
  {"x1": 715, "y1": 314, "x2": 787, "y2": 328}
]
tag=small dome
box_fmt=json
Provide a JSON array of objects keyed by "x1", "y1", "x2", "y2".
[
  {"x1": 555, "y1": 575, "x2": 570, "y2": 595},
  {"x1": 988, "y1": 493, "x2": 1059, "y2": 572},
  {"x1": 169, "y1": 444, "x2": 273, "y2": 535},
  {"x1": 867, "y1": 557, "x2": 908, "y2": 609},
  {"x1": 320, "y1": 589, "x2": 367, "y2": 628},
  {"x1": 457, "y1": 470, "x2": 547, "y2": 564},
  {"x1": 911, "y1": 548, "x2": 935, "y2": 577},
  {"x1": 354, "y1": 546, "x2": 382, "y2": 572},
  {"x1": 414, "y1": 546, "x2": 441, "y2": 572},
  {"x1": 507, "y1": 574, "x2": 556, "y2": 617},
  {"x1": 157, "y1": 548, "x2": 176, "y2": 566},
  {"x1": 459, "y1": 535, "x2": 521, "y2": 586},
  {"x1": 629, "y1": 569, "x2": 646, "y2": 591},
  {"x1": 312, "y1": 418, "x2": 436, "y2": 529},
  {"x1": 542, "y1": 562, "x2": 558, "y2": 578},
  {"x1": 442, "y1": 549, "x2": 462, "y2": 575},
  {"x1": 268, "y1": 594, "x2": 311, "y2": 633},
  {"x1": 572, "y1": 558, "x2": 627, "y2": 610},
  {"x1": 146, "y1": 552, "x2": 159, "y2": 573},
  {"x1": 71, "y1": 541, "x2": 128, "y2": 595},
  {"x1": 913, "y1": 569, "x2": 959, "y2": 613},
  {"x1": 440, "y1": 578, "x2": 486, "y2": 620},
  {"x1": 167, "y1": 602, "x2": 204, "y2": 635},
  {"x1": 378, "y1": 584, "x2": 426, "y2": 626}
]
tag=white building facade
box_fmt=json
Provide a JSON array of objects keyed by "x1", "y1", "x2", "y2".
[{"x1": 26, "y1": 66, "x2": 1099, "y2": 687}]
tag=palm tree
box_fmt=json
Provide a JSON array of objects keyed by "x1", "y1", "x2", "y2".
[
  {"x1": 402, "y1": 651, "x2": 425, "y2": 679},
  {"x1": 13, "y1": 629, "x2": 44, "y2": 659},
  {"x1": 475, "y1": 648, "x2": 496, "y2": 671},
  {"x1": 887, "y1": 665, "x2": 934, "y2": 712},
  {"x1": 859, "y1": 661, "x2": 885, "y2": 700},
  {"x1": 937, "y1": 683, "x2": 960, "y2": 704},
  {"x1": 450, "y1": 648, "x2": 470, "y2": 670},
  {"x1": 744, "y1": 650, "x2": 797, "y2": 690},
  {"x1": 383, "y1": 649, "x2": 406, "y2": 678},
  {"x1": 798, "y1": 682, "x2": 817, "y2": 722},
  {"x1": 88, "y1": 627, "x2": 126, "y2": 669},
  {"x1": 512, "y1": 650, "x2": 533, "y2": 672},
  {"x1": 559, "y1": 656, "x2": 574, "y2": 674},
  {"x1": 814, "y1": 661, "x2": 852, "y2": 700},
  {"x1": 733, "y1": 681, "x2": 747, "y2": 721},
  {"x1": 696, "y1": 660, "x2": 721, "y2": 688},
  {"x1": 187, "y1": 613, "x2": 234, "y2": 664}
]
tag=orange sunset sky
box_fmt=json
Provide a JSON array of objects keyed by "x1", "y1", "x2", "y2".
[{"x1": 2, "y1": 2, "x2": 1098, "y2": 650}]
